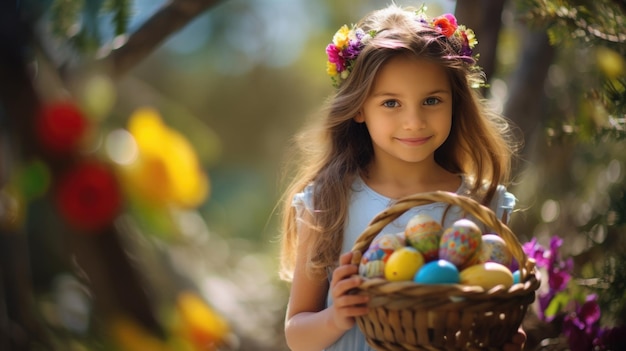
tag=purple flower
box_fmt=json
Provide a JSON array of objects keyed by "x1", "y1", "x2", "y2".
[
  {"x1": 563, "y1": 295, "x2": 602, "y2": 351},
  {"x1": 459, "y1": 44, "x2": 473, "y2": 57},
  {"x1": 343, "y1": 40, "x2": 362, "y2": 60},
  {"x1": 522, "y1": 237, "x2": 549, "y2": 267},
  {"x1": 523, "y1": 236, "x2": 573, "y2": 321}
]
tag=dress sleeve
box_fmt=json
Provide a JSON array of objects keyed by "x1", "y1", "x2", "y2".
[
  {"x1": 292, "y1": 183, "x2": 315, "y2": 229},
  {"x1": 490, "y1": 185, "x2": 517, "y2": 223}
]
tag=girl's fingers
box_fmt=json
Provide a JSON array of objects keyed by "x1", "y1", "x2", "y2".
[
  {"x1": 338, "y1": 251, "x2": 354, "y2": 265},
  {"x1": 331, "y1": 274, "x2": 361, "y2": 297}
]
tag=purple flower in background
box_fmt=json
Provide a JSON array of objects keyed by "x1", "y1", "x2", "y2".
[
  {"x1": 547, "y1": 236, "x2": 574, "y2": 292},
  {"x1": 523, "y1": 237, "x2": 549, "y2": 267},
  {"x1": 563, "y1": 294, "x2": 602, "y2": 351},
  {"x1": 522, "y1": 236, "x2": 572, "y2": 320},
  {"x1": 524, "y1": 235, "x2": 625, "y2": 349}
]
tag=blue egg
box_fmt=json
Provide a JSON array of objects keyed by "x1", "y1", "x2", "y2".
[
  {"x1": 512, "y1": 270, "x2": 521, "y2": 284},
  {"x1": 414, "y1": 260, "x2": 460, "y2": 284}
]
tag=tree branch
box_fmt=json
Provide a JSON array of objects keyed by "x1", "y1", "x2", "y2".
[{"x1": 100, "y1": 0, "x2": 225, "y2": 78}]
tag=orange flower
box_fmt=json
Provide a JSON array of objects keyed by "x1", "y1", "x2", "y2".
[{"x1": 432, "y1": 15, "x2": 457, "y2": 37}]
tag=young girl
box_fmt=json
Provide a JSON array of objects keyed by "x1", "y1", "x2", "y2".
[{"x1": 279, "y1": 4, "x2": 526, "y2": 351}]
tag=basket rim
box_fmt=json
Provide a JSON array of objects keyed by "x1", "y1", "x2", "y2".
[{"x1": 350, "y1": 190, "x2": 534, "y2": 282}]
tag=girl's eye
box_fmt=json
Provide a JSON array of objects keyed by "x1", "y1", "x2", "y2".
[
  {"x1": 424, "y1": 97, "x2": 441, "y2": 106},
  {"x1": 382, "y1": 100, "x2": 400, "y2": 108}
]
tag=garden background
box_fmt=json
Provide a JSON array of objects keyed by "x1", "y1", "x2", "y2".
[{"x1": 1, "y1": 0, "x2": 624, "y2": 350}]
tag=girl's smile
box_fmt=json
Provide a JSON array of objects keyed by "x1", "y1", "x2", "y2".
[{"x1": 395, "y1": 136, "x2": 433, "y2": 147}]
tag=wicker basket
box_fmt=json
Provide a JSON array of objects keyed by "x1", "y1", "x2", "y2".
[{"x1": 349, "y1": 191, "x2": 540, "y2": 351}]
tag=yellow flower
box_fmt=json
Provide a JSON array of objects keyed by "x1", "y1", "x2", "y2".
[
  {"x1": 176, "y1": 291, "x2": 230, "y2": 350},
  {"x1": 110, "y1": 316, "x2": 172, "y2": 351},
  {"x1": 326, "y1": 61, "x2": 338, "y2": 76},
  {"x1": 332, "y1": 25, "x2": 350, "y2": 48},
  {"x1": 121, "y1": 107, "x2": 210, "y2": 208},
  {"x1": 460, "y1": 25, "x2": 477, "y2": 48}
]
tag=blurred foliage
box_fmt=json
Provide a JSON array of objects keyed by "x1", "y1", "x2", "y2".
[
  {"x1": 512, "y1": 0, "x2": 626, "y2": 340},
  {"x1": 517, "y1": 0, "x2": 626, "y2": 140}
]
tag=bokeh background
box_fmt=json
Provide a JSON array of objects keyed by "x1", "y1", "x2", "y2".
[{"x1": 1, "y1": 0, "x2": 625, "y2": 350}]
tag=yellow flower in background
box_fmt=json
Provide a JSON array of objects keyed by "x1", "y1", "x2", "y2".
[
  {"x1": 596, "y1": 46, "x2": 625, "y2": 79},
  {"x1": 121, "y1": 107, "x2": 210, "y2": 208},
  {"x1": 175, "y1": 291, "x2": 230, "y2": 351},
  {"x1": 110, "y1": 316, "x2": 172, "y2": 351}
]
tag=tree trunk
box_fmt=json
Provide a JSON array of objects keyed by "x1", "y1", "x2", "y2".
[{"x1": 503, "y1": 28, "x2": 555, "y2": 175}]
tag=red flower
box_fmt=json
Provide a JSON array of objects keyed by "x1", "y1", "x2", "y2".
[
  {"x1": 432, "y1": 14, "x2": 458, "y2": 37},
  {"x1": 56, "y1": 161, "x2": 121, "y2": 232},
  {"x1": 36, "y1": 101, "x2": 87, "y2": 154}
]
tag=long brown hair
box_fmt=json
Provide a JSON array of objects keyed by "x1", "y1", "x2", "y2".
[{"x1": 279, "y1": 4, "x2": 518, "y2": 281}]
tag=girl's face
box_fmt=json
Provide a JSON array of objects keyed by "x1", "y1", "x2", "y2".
[{"x1": 356, "y1": 55, "x2": 453, "y2": 169}]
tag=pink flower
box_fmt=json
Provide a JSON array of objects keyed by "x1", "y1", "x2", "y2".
[{"x1": 325, "y1": 44, "x2": 346, "y2": 72}]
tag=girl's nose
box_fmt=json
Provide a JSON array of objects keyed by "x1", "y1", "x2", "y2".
[{"x1": 403, "y1": 108, "x2": 426, "y2": 130}]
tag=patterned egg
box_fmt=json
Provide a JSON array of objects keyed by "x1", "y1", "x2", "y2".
[
  {"x1": 359, "y1": 260, "x2": 385, "y2": 278},
  {"x1": 476, "y1": 234, "x2": 512, "y2": 266},
  {"x1": 371, "y1": 232, "x2": 406, "y2": 250},
  {"x1": 361, "y1": 245, "x2": 394, "y2": 264},
  {"x1": 438, "y1": 218, "x2": 482, "y2": 269},
  {"x1": 404, "y1": 214, "x2": 443, "y2": 261}
]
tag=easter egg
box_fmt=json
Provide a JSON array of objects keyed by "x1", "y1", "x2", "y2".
[
  {"x1": 404, "y1": 214, "x2": 443, "y2": 261},
  {"x1": 476, "y1": 234, "x2": 512, "y2": 266},
  {"x1": 384, "y1": 247, "x2": 425, "y2": 281},
  {"x1": 459, "y1": 262, "x2": 514, "y2": 290},
  {"x1": 512, "y1": 270, "x2": 521, "y2": 284},
  {"x1": 414, "y1": 260, "x2": 460, "y2": 284},
  {"x1": 361, "y1": 245, "x2": 394, "y2": 264},
  {"x1": 371, "y1": 232, "x2": 405, "y2": 250},
  {"x1": 438, "y1": 219, "x2": 482, "y2": 269},
  {"x1": 359, "y1": 260, "x2": 385, "y2": 278}
]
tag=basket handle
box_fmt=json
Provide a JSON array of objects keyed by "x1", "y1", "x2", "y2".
[{"x1": 350, "y1": 191, "x2": 530, "y2": 281}]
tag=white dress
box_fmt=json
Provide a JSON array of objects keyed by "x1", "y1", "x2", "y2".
[{"x1": 292, "y1": 176, "x2": 517, "y2": 351}]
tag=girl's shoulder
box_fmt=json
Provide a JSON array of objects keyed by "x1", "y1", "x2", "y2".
[{"x1": 292, "y1": 182, "x2": 315, "y2": 212}]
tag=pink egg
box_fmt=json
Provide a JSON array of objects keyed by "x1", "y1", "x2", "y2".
[
  {"x1": 476, "y1": 234, "x2": 512, "y2": 266},
  {"x1": 405, "y1": 214, "x2": 443, "y2": 261},
  {"x1": 438, "y1": 218, "x2": 482, "y2": 269}
]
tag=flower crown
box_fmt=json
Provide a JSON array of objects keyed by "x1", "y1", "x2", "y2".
[{"x1": 325, "y1": 7, "x2": 478, "y2": 87}]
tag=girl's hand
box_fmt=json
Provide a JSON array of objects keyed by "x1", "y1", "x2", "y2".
[
  {"x1": 328, "y1": 252, "x2": 370, "y2": 331},
  {"x1": 503, "y1": 328, "x2": 526, "y2": 351}
]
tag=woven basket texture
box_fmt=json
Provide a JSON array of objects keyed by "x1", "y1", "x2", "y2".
[{"x1": 349, "y1": 191, "x2": 540, "y2": 351}]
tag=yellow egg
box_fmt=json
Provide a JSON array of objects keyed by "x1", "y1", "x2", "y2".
[
  {"x1": 384, "y1": 247, "x2": 424, "y2": 281},
  {"x1": 459, "y1": 262, "x2": 513, "y2": 290}
]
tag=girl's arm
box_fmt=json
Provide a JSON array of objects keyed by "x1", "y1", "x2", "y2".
[{"x1": 284, "y1": 212, "x2": 369, "y2": 351}]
